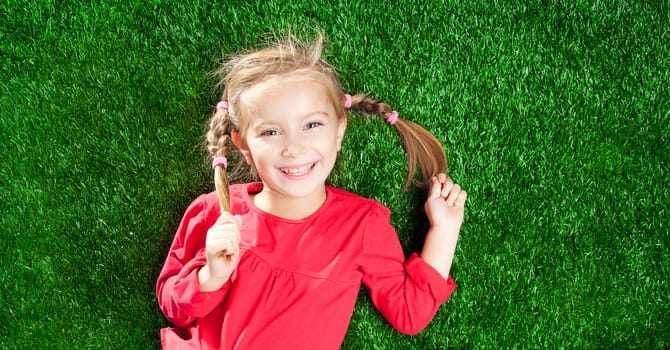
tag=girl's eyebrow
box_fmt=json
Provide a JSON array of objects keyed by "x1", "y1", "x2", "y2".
[
  {"x1": 298, "y1": 111, "x2": 330, "y2": 120},
  {"x1": 256, "y1": 111, "x2": 330, "y2": 124}
]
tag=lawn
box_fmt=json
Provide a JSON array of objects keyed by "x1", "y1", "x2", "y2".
[{"x1": 1, "y1": 0, "x2": 668, "y2": 348}]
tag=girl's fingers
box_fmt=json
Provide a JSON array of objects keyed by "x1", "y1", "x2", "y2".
[
  {"x1": 428, "y1": 176, "x2": 443, "y2": 200},
  {"x1": 429, "y1": 174, "x2": 467, "y2": 206},
  {"x1": 212, "y1": 224, "x2": 240, "y2": 242},
  {"x1": 212, "y1": 235, "x2": 240, "y2": 257},
  {"x1": 455, "y1": 190, "x2": 468, "y2": 206},
  {"x1": 222, "y1": 238, "x2": 238, "y2": 254},
  {"x1": 216, "y1": 211, "x2": 238, "y2": 225},
  {"x1": 445, "y1": 183, "x2": 461, "y2": 205},
  {"x1": 208, "y1": 221, "x2": 241, "y2": 252},
  {"x1": 440, "y1": 178, "x2": 454, "y2": 198}
]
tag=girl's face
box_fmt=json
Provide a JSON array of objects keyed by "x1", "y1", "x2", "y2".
[{"x1": 237, "y1": 79, "x2": 347, "y2": 208}]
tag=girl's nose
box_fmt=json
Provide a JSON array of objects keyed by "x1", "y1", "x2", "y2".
[{"x1": 281, "y1": 134, "x2": 307, "y2": 158}]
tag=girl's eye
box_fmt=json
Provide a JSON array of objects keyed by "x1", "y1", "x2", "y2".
[
  {"x1": 261, "y1": 129, "x2": 279, "y2": 136},
  {"x1": 306, "y1": 121, "x2": 323, "y2": 129}
]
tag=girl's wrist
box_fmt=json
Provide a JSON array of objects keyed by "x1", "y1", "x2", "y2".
[
  {"x1": 198, "y1": 265, "x2": 229, "y2": 292},
  {"x1": 428, "y1": 221, "x2": 462, "y2": 236},
  {"x1": 424, "y1": 226, "x2": 459, "y2": 256},
  {"x1": 421, "y1": 227, "x2": 459, "y2": 279}
]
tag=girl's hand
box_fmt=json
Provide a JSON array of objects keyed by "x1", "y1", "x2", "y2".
[
  {"x1": 424, "y1": 173, "x2": 467, "y2": 232},
  {"x1": 421, "y1": 174, "x2": 467, "y2": 278},
  {"x1": 198, "y1": 212, "x2": 242, "y2": 291}
]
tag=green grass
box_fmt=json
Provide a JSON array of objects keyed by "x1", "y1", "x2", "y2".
[{"x1": 1, "y1": 0, "x2": 668, "y2": 348}]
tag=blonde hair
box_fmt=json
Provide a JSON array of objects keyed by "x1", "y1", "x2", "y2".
[{"x1": 206, "y1": 33, "x2": 447, "y2": 213}]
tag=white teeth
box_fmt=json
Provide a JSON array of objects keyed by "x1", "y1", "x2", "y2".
[{"x1": 280, "y1": 163, "x2": 314, "y2": 176}]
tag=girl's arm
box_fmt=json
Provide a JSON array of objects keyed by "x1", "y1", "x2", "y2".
[
  {"x1": 359, "y1": 174, "x2": 466, "y2": 335},
  {"x1": 421, "y1": 174, "x2": 467, "y2": 279},
  {"x1": 156, "y1": 194, "x2": 232, "y2": 327},
  {"x1": 360, "y1": 202, "x2": 458, "y2": 335}
]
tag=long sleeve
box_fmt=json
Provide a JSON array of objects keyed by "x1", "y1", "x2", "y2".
[
  {"x1": 359, "y1": 205, "x2": 456, "y2": 335},
  {"x1": 156, "y1": 194, "x2": 230, "y2": 328}
]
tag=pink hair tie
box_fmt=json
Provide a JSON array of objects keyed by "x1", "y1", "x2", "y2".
[
  {"x1": 216, "y1": 101, "x2": 229, "y2": 110},
  {"x1": 343, "y1": 94, "x2": 352, "y2": 109},
  {"x1": 212, "y1": 156, "x2": 228, "y2": 169},
  {"x1": 386, "y1": 111, "x2": 399, "y2": 125}
]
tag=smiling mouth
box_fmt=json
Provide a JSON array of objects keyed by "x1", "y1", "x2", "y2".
[{"x1": 279, "y1": 163, "x2": 315, "y2": 176}]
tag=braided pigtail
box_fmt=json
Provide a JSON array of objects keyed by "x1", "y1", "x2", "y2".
[
  {"x1": 348, "y1": 94, "x2": 447, "y2": 190},
  {"x1": 206, "y1": 102, "x2": 234, "y2": 213}
]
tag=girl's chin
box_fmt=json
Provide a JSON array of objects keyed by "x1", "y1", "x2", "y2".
[
  {"x1": 281, "y1": 184, "x2": 326, "y2": 198},
  {"x1": 264, "y1": 180, "x2": 326, "y2": 199}
]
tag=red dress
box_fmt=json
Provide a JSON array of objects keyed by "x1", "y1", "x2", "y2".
[{"x1": 157, "y1": 183, "x2": 456, "y2": 349}]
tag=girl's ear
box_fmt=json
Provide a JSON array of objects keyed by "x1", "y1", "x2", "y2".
[
  {"x1": 336, "y1": 117, "x2": 347, "y2": 151},
  {"x1": 231, "y1": 130, "x2": 253, "y2": 165}
]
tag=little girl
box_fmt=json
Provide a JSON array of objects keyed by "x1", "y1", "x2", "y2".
[{"x1": 156, "y1": 34, "x2": 467, "y2": 350}]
